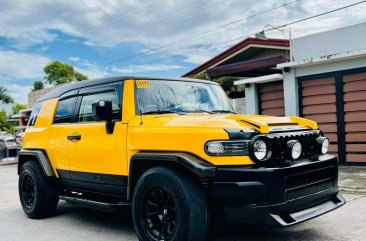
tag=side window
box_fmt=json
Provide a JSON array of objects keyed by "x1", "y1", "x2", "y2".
[
  {"x1": 54, "y1": 97, "x2": 77, "y2": 124},
  {"x1": 28, "y1": 102, "x2": 43, "y2": 126},
  {"x1": 78, "y1": 90, "x2": 120, "y2": 122}
]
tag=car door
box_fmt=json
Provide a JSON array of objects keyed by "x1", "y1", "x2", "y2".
[
  {"x1": 67, "y1": 83, "x2": 128, "y2": 196},
  {"x1": 48, "y1": 93, "x2": 78, "y2": 178}
]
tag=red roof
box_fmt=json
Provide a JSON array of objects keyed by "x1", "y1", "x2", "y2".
[{"x1": 182, "y1": 37, "x2": 289, "y2": 77}]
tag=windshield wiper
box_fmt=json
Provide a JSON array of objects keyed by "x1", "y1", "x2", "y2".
[
  {"x1": 189, "y1": 109, "x2": 214, "y2": 114},
  {"x1": 211, "y1": 110, "x2": 237, "y2": 114},
  {"x1": 142, "y1": 110, "x2": 186, "y2": 115}
]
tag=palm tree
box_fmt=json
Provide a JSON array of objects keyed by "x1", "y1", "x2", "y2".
[{"x1": 0, "y1": 87, "x2": 14, "y2": 104}]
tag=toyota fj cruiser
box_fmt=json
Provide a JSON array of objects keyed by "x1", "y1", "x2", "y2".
[{"x1": 18, "y1": 77, "x2": 345, "y2": 241}]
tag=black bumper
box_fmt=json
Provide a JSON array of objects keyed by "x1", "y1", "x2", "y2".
[{"x1": 213, "y1": 154, "x2": 346, "y2": 227}]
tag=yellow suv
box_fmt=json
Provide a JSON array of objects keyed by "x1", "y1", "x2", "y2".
[{"x1": 18, "y1": 77, "x2": 345, "y2": 241}]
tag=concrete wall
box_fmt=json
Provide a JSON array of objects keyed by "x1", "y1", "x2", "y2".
[
  {"x1": 293, "y1": 22, "x2": 366, "y2": 61},
  {"x1": 231, "y1": 97, "x2": 246, "y2": 114},
  {"x1": 28, "y1": 87, "x2": 55, "y2": 107}
]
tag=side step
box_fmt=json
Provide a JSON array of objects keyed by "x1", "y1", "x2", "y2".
[{"x1": 59, "y1": 195, "x2": 131, "y2": 212}]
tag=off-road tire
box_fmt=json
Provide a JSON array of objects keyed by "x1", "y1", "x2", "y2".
[
  {"x1": 19, "y1": 161, "x2": 59, "y2": 219},
  {"x1": 132, "y1": 167, "x2": 209, "y2": 241}
]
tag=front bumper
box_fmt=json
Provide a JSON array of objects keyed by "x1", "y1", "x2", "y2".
[{"x1": 212, "y1": 154, "x2": 346, "y2": 227}]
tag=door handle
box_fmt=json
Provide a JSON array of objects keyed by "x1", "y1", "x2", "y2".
[{"x1": 67, "y1": 134, "x2": 81, "y2": 141}]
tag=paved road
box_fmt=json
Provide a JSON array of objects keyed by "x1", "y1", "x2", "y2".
[{"x1": 1, "y1": 164, "x2": 365, "y2": 241}]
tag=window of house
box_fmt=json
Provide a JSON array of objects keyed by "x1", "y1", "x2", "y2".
[
  {"x1": 78, "y1": 90, "x2": 120, "y2": 122},
  {"x1": 54, "y1": 97, "x2": 77, "y2": 124}
]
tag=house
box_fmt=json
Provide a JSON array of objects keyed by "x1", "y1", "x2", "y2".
[
  {"x1": 182, "y1": 37, "x2": 290, "y2": 115},
  {"x1": 184, "y1": 22, "x2": 366, "y2": 165},
  {"x1": 273, "y1": 22, "x2": 366, "y2": 165}
]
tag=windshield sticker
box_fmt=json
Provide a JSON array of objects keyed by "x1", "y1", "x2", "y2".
[{"x1": 136, "y1": 80, "x2": 150, "y2": 88}]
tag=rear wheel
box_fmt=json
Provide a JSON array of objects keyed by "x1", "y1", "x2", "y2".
[
  {"x1": 132, "y1": 167, "x2": 209, "y2": 241},
  {"x1": 19, "y1": 161, "x2": 59, "y2": 218}
]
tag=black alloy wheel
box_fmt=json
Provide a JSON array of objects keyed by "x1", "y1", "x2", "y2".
[
  {"x1": 132, "y1": 167, "x2": 209, "y2": 241},
  {"x1": 20, "y1": 173, "x2": 36, "y2": 208},
  {"x1": 142, "y1": 187, "x2": 177, "y2": 240}
]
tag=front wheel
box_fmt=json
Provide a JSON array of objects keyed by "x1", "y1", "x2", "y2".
[{"x1": 132, "y1": 167, "x2": 209, "y2": 241}]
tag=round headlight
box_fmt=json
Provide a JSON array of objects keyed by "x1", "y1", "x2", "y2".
[
  {"x1": 287, "y1": 140, "x2": 302, "y2": 160},
  {"x1": 253, "y1": 139, "x2": 267, "y2": 160},
  {"x1": 317, "y1": 137, "x2": 329, "y2": 154}
]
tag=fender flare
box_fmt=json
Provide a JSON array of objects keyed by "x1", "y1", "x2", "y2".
[
  {"x1": 128, "y1": 152, "x2": 216, "y2": 200},
  {"x1": 18, "y1": 150, "x2": 55, "y2": 177}
]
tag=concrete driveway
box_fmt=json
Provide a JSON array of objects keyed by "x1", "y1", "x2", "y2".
[{"x1": 1, "y1": 164, "x2": 365, "y2": 241}]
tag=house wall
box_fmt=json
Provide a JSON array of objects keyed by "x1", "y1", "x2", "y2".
[
  {"x1": 292, "y1": 22, "x2": 366, "y2": 61},
  {"x1": 283, "y1": 22, "x2": 366, "y2": 116}
]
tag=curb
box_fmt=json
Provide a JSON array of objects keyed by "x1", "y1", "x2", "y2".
[
  {"x1": 339, "y1": 187, "x2": 366, "y2": 194},
  {"x1": 0, "y1": 158, "x2": 18, "y2": 166}
]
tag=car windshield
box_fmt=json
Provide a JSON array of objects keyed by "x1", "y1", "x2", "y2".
[{"x1": 135, "y1": 79, "x2": 235, "y2": 114}]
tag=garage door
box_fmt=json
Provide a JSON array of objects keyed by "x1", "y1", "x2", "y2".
[
  {"x1": 343, "y1": 72, "x2": 366, "y2": 163},
  {"x1": 258, "y1": 81, "x2": 285, "y2": 116},
  {"x1": 301, "y1": 77, "x2": 338, "y2": 155}
]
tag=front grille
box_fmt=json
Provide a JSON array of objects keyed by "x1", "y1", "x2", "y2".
[
  {"x1": 285, "y1": 166, "x2": 335, "y2": 200},
  {"x1": 8, "y1": 148, "x2": 18, "y2": 157},
  {"x1": 270, "y1": 131, "x2": 320, "y2": 161}
]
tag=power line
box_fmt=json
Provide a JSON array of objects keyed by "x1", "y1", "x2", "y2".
[
  {"x1": 108, "y1": 0, "x2": 366, "y2": 68},
  {"x1": 105, "y1": 0, "x2": 302, "y2": 66},
  {"x1": 122, "y1": 0, "x2": 225, "y2": 38},
  {"x1": 86, "y1": 0, "x2": 223, "y2": 39}
]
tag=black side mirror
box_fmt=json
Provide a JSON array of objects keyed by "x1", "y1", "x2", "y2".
[{"x1": 92, "y1": 100, "x2": 115, "y2": 134}]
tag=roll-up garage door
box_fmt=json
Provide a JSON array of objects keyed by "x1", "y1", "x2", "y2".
[
  {"x1": 343, "y1": 72, "x2": 366, "y2": 163},
  {"x1": 258, "y1": 81, "x2": 285, "y2": 116},
  {"x1": 301, "y1": 77, "x2": 338, "y2": 155}
]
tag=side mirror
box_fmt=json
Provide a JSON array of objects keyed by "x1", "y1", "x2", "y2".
[{"x1": 92, "y1": 100, "x2": 115, "y2": 134}]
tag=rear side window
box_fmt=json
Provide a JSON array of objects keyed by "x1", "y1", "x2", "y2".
[
  {"x1": 78, "y1": 91, "x2": 120, "y2": 122},
  {"x1": 28, "y1": 102, "x2": 43, "y2": 126},
  {"x1": 54, "y1": 97, "x2": 77, "y2": 124}
]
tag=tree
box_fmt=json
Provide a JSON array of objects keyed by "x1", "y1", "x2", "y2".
[
  {"x1": 212, "y1": 76, "x2": 239, "y2": 92},
  {"x1": 0, "y1": 110, "x2": 7, "y2": 131},
  {"x1": 33, "y1": 80, "x2": 44, "y2": 91},
  {"x1": 0, "y1": 87, "x2": 14, "y2": 104},
  {"x1": 44, "y1": 61, "x2": 88, "y2": 85},
  {"x1": 12, "y1": 103, "x2": 28, "y2": 115},
  {"x1": 189, "y1": 73, "x2": 209, "y2": 80}
]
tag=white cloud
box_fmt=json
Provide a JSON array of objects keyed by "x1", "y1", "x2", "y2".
[
  {"x1": 2, "y1": 0, "x2": 366, "y2": 51},
  {"x1": 5, "y1": 84, "x2": 32, "y2": 105},
  {"x1": 0, "y1": 0, "x2": 365, "y2": 68},
  {"x1": 68, "y1": 56, "x2": 80, "y2": 62},
  {"x1": 111, "y1": 64, "x2": 184, "y2": 74},
  {"x1": 0, "y1": 50, "x2": 51, "y2": 81},
  {"x1": 74, "y1": 59, "x2": 109, "y2": 79}
]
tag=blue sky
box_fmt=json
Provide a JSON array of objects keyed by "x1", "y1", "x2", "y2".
[{"x1": 0, "y1": 0, "x2": 365, "y2": 107}]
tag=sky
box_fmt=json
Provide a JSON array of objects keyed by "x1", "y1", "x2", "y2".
[{"x1": 0, "y1": 0, "x2": 365, "y2": 107}]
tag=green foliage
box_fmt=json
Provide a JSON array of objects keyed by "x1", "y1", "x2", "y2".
[
  {"x1": 0, "y1": 110, "x2": 14, "y2": 133},
  {"x1": 0, "y1": 87, "x2": 14, "y2": 104},
  {"x1": 33, "y1": 80, "x2": 44, "y2": 91},
  {"x1": 44, "y1": 61, "x2": 88, "y2": 85},
  {"x1": 12, "y1": 103, "x2": 28, "y2": 115},
  {"x1": 189, "y1": 73, "x2": 209, "y2": 80},
  {"x1": 212, "y1": 76, "x2": 239, "y2": 92},
  {"x1": 0, "y1": 110, "x2": 10, "y2": 132}
]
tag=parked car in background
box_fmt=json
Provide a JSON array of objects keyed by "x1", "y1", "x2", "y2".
[
  {"x1": 15, "y1": 126, "x2": 26, "y2": 146},
  {"x1": 0, "y1": 133, "x2": 20, "y2": 159}
]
